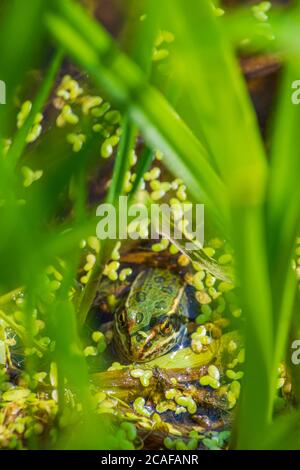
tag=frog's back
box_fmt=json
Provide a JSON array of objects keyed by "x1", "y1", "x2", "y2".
[{"x1": 125, "y1": 268, "x2": 186, "y2": 319}]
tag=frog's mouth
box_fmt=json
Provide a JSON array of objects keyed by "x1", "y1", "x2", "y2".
[{"x1": 129, "y1": 319, "x2": 186, "y2": 362}]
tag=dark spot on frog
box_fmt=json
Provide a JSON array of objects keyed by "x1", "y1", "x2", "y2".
[
  {"x1": 143, "y1": 340, "x2": 152, "y2": 350},
  {"x1": 136, "y1": 291, "x2": 146, "y2": 302},
  {"x1": 161, "y1": 285, "x2": 174, "y2": 295},
  {"x1": 154, "y1": 275, "x2": 165, "y2": 284},
  {"x1": 154, "y1": 300, "x2": 167, "y2": 310}
]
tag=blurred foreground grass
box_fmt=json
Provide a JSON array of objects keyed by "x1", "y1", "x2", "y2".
[{"x1": 0, "y1": 0, "x2": 300, "y2": 450}]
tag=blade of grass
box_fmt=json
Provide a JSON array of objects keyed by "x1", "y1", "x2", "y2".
[
  {"x1": 129, "y1": 146, "x2": 153, "y2": 198},
  {"x1": 266, "y1": 66, "x2": 300, "y2": 422},
  {"x1": 267, "y1": 61, "x2": 300, "y2": 306},
  {"x1": 45, "y1": 0, "x2": 230, "y2": 232},
  {"x1": 76, "y1": 2, "x2": 157, "y2": 326},
  {"x1": 232, "y1": 205, "x2": 273, "y2": 449},
  {"x1": 76, "y1": 118, "x2": 135, "y2": 326},
  {"x1": 6, "y1": 49, "x2": 63, "y2": 168},
  {"x1": 162, "y1": 0, "x2": 268, "y2": 203},
  {"x1": 160, "y1": 0, "x2": 273, "y2": 448}
]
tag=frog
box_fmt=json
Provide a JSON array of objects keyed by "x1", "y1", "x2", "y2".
[{"x1": 113, "y1": 268, "x2": 188, "y2": 362}]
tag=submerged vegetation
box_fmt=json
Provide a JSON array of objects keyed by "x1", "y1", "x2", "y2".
[{"x1": 0, "y1": 0, "x2": 300, "y2": 450}]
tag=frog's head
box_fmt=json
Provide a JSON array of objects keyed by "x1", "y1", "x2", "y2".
[{"x1": 113, "y1": 269, "x2": 187, "y2": 362}]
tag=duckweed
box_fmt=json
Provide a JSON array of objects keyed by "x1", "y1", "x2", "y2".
[
  {"x1": 22, "y1": 166, "x2": 43, "y2": 188},
  {"x1": 152, "y1": 238, "x2": 169, "y2": 252},
  {"x1": 218, "y1": 254, "x2": 232, "y2": 265},
  {"x1": 193, "y1": 271, "x2": 205, "y2": 290},
  {"x1": 92, "y1": 331, "x2": 106, "y2": 353},
  {"x1": 144, "y1": 167, "x2": 161, "y2": 181},
  {"x1": 187, "y1": 438, "x2": 198, "y2": 450},
  {"x1": 119, "y1": 268, "x2": 132, "y2": 282},
  {"x1": 200, "y1": 365, "x2": 220, "y2": 389},
  {"x1": 227, "y1": 340, "x2": 237, "y2": 354},
  {"x1": 227, "y1": 381, "x2": 241, "y2": 409},
  {"x1": 26, "y1": 115, "x2": 43, "y2": 143},
  {"x1": 17, "y1": 101, "x2": 32, "y2": 128},
  {"x1": 178, "y1": 254, "x2": 190, "y2": 267},
  {"x1": 88, "y1": 236, "x2": 100, "y2": 253},
  {"x1": 165, "y1": 389, "x2": 177, "y2": 400},
  {"x1": 175, "y1": 439, "x2": 188, "y2": 450},
  {"x1": 155, "y1": 150, "x2": 163, "y2": 161},
  {"x1": 152, "y1": 48, "x2": 169, "y2": 62},
  {"x1": 111, "y1": 242, "x2": 121, "y2": 261},
  {"x1": 175, "y1": 395, "x2": 197, "y2": 414},
  {"x1": 203, "y1": 247, "x2": 216, "y2": 258},
  {"x1": 252, "y1": 1, "x2": 271, "y2": 22},
  {"x1": 151, "y1": 189, "x2": 166, "y2": 201},
  {"x1": 67, "y1": 133, "x2": 86, "y2": 152},
  {"x1": 133, "y1": 397, "x2": 152, "y2": 417},
  {"x1": 191, "y1": 325, "x2": 212, "y2": 353},
  {"x1": 83, "y1": 346, "x2": 97, "y2": 357},
  {"x1": 101, "y1": 138, "x2": 114, "y2": 159},
  {"x1": 103, "y1": 261, "x2": 120, "y2": 281},
  {"x1": 164, "y1": 437, "x2": 175, "y2": 449},
  {"x1": 171, "y1": 203, "x2": 184, "y2": 221},
  {"x1": 81, "y1": 95, "x2": 103, "y2": 115},
  {"x1": 226, "y1": 370, "x2": 244, "y2": 381},
  {"x1": 56, "y1": 105, "x2": 79, "y2": 127},
  {"x1": 124, "y1": 171, "x2": 133, "y2": 193},
  {"x1": 218, "y1": 281, "x2": 234, "y2": 293},
  {"x1": 150, "y1": 180, "x2": 161, "y2": 191},
  {"x1": 130, "y1": 368, "x2": 153, "y2": 387},
  {"x1": 196, "y1": 305, "x2": 212, "y2": 325},
  {"x1": 195, "y1": 290, "x2": 212, "y2": 305},
  {"x1": 120, "y1": 422, "x2": 137, "y2": 442},
  {"x1": 205, "y1": 273, "x2": 216, "y2": 287},
  {"x1": 176, "y1": 185, "x2": 187, "y2": 201},
  {"x1": 115, "y1": 429, "x2": 135, "y2": 450},
  {"x1": 202, "y1": 437, "x2": 220, "y2": 450},
  {"x1": 129, "y1": 149, "x2": 137, "y2": 166},
  {"x1": 155, "y1": 30, "x2": 175, "y2": 47},
  {"x1": 156, "y1": 401, "x2": 176, "y2": 413},
  {"x1": 92, "y1": 102, "x2": 111, "y2": 117},
  {"x1": 84, "y1": 254, "x2": 96, "y2": 272},
  {"x1": 208, "y1": 365, "x2": 220, "y2": 381},
  {"x1": 169, "y1": 244, "x2": 179, "y2": 255},
  {"x1": 57, "y1": 75, "x2": 83, "y2": 101}
]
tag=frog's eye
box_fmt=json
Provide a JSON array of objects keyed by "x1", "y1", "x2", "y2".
[
  {"x1": 118, "y1": 310, "x2": 126, "y2": 327},
  {"x1": 136, "y1": 312, "x2": 144, "y2": 325}
]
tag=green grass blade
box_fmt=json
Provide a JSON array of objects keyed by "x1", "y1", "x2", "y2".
[
  {"x1": 162, "y1": 0, "x2": 267, "y2": 205},
  {"x1": 6, "y1": 49, "x2": 63, "y2": 168},
  {"x1": 45, "y1": 0, "x2": 229, "y2": 231}
]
